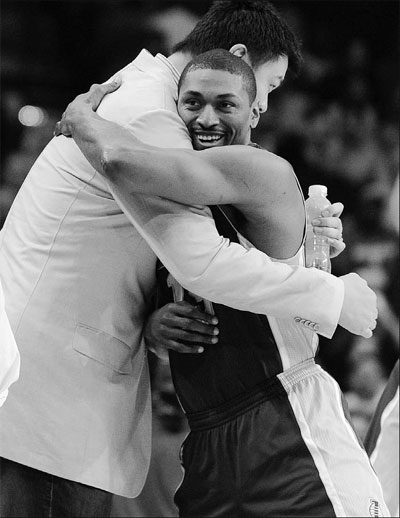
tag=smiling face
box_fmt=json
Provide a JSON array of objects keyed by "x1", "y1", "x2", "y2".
[{"x1": 177, "y1": 68, "x2": 258, "y2": 151}]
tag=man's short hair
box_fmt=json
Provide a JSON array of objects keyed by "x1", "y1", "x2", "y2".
[
  {"x1": 178, "y1": 49, "x2": 257, "y2": 105},
  {"x1": 173, "y1": 0, "x2": 303, "y2": 75}
]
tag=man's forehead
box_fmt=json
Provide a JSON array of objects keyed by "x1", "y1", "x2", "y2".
[{"x1": 181, "y1": 68, "x2": 246, "y2": 93}]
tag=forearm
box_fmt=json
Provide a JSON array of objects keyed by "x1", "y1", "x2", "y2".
[
  {"x1": 66, "y1": 108, "x2": 211, "y2": 201},
  {"x1": 109, "y1": 184, "x2": 344, "y2": 339},
  {"x1": 160, "y1": 230, "x2": 345, "y2": 339},
  {"x1": 67, "y1": 109, "x2": 291, "y2": 208}
]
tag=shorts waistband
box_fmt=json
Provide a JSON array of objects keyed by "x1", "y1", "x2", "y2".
[
  {"x1": 277, "y1": 358, "x2": 319, "y2": 393},
  {"x1": 186, "y1": 375, "x2": 286, "y2": 432},
  {"x1": 186, "y1": 359, "x2": 317, "y2": 432}
]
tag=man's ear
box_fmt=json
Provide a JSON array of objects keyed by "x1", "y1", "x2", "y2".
[
  {"x1": 229, "y1": 44, "x2": 251, "y2": 64},
  {"x1": 250, "y1": 105, "x2": 260, "y2": 129}
]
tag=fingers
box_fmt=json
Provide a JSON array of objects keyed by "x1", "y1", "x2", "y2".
[
  {"x1": 313, "y1": 216, "x2": 342, "y2": 233},
  {"x1": 313, "y1": 222, "x2": 342, "y2": 235},
  {"x1": 314, "y1": 227, "x2": 343, "y2": 244},
  {"x1": 312, "y1": 201, "x2": 344, "y2": 240},
  {"x1": 147, "y1": 335, "x2": 206, "y2": 357},
  {"x1": 364, "y1": 314, "x2": 378, "y2": 337},
  {"x1": 105, "y1": 75, "x2": 122, "y2": 92},
  {"x1": 87, "y1": 76, "x2": 121, "y2": 110},
  {"x1": 360, "y1": 328, "x2": 373, "y2": 339},
  {"x1": 359, "y1": 291, "x2": 378, "y2": 338},
  {"x1": 155, "y1": 339, "x2": 206, "y2": 355},
  {"x1": 163, "y1": 316, "x2": 218, "y2": 338},
  {"x1": 321, "y1": 202, "x2": 344, "y2": 218},
  {"x1": 327, "y1": 236, "x2": 346, "y2": 258},
  {"x1": 146, "y1": 301, "x2": 219, "y2": 355},
  {"x1": 53, "y1": 121, "x2": 62, "y2": 137},
  {"x1": 173, "y1": 301, "x2": 218, "y2": 325},
  {"x1": 312, "y1": 214, "x2": 344, "y2": 259},
  {"x1": 53, "y1": 76, "x2": 122, "y2": 138},
  {"x1": 53, "y1": 118, "x2": 72, "y2": 138},
  {"x1": 159, "y1": 305, "x2": 219, "y2": 345},
  {"x1": 355, "y1": 315, "x2": 376, "y2": 338}
]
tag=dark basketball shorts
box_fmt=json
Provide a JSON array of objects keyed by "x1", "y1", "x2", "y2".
[{"x1": 175, "y1": 360, "x2": 389, "y2": 518}]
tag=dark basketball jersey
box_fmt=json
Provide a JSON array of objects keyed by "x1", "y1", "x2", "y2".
[{"x1": 156, "y1": 206, "x2": 283, "y2": 414}]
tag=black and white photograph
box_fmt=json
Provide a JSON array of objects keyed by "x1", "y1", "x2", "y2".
[{"x1": 0, "y1": 1, "x2": 398, "y2": 516}]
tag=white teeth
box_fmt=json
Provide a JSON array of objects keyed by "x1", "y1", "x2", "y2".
[{"x1": 197, "y1": 134, "x2": 223, "y2": 142}]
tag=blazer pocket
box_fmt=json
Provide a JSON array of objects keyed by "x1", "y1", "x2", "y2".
[{"x1": 73, "y1": 323, "x2": 133, "y2": 375}]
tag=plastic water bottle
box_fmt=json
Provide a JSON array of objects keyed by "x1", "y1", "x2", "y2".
[{"x1": 305, "y1": 185, "x2": 331, "y2": 272}]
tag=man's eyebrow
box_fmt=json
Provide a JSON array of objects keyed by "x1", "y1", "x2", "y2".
[
  {"x1": 216, "y1": 93, "x2": 239, "y2": 99},
  {"x1": 181, "y1": 90, "x2": 240, "y2": 100},
  {"x1": 181, "y1": 90, "x2": 202, "y2": 96}
]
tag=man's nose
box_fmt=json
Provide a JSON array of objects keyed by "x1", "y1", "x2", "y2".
[
  {"x1": 258, "y1": 95, "x2": 269, "y2": 113},
  {"x1": 197, "y1": 106, "x2": 219, "y2": 127}
]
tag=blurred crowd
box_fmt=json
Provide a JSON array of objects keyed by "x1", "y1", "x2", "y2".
[
  {"x1": 254, "y1": 20, "x2": 399, "y2": 439},
  {"x1": 1, "y1": 2, "x2": 398, "y2": 514}
]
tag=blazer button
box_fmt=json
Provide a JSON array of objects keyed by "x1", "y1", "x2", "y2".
[
  {"x1": 295, "y1": 317, "x2": 301, "y2": 323},
  {"x1": 313, "y1": 323, "x2": 320, "y2": 331}
]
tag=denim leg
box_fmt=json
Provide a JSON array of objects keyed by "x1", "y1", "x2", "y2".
[
  {"x1": 0, "y1": 457, "x2": 113, "y2": 518},
  {"x1": 0, "y1": 457, "x2": 51, "y2": 517},
  {"x1": 51, "y1": 477, "x2": 113, "y2": 517}
]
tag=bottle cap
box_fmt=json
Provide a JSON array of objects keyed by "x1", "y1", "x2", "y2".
[{"x1": 308, "y1": 185, "x2": 328, "y2": 197}]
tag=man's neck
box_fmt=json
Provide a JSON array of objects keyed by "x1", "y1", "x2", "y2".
[{"x1": 167, "y1": 51, "x2": 194, "y2": 74}]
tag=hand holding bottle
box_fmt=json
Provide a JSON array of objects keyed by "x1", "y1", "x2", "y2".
[{"x1": 312, "y1": 202, "x2": 346, "y2": 258}]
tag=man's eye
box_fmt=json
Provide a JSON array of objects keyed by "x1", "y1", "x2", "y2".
[
  {"x1": 219, "y1": 102, "x2": 234, "y2": 110},
  {"x1": 185, "y1": 99, "x2": 200, "y2": 108}
]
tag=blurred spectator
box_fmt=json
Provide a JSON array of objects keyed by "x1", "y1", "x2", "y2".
[
  {"x1": 344, "y1": 334, "x2": 389, "y2": 441},
  {"x1": 1, "y1": 110, "x2": 57, "y2": 226},
  {"x1": 383, "y1": 174, "x2": 399, "y2": 236},
  {"x1": 148, "y1": 6, "x2": 200, "y2": 55}
]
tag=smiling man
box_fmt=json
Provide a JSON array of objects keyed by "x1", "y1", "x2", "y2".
[
  {"x1": 178, "y1": 57, "x2": 286, "y2": 151},
  {"x1": 58, "y1": 50, "x2": 387, "y2": 517},
  {"x1": 145, "y1": 50, "x2": 387, "y2": 517},
  {"x1": 178, "y1": 52, "x2": 261, "y2": 150}
]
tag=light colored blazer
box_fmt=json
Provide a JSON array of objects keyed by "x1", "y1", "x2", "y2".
[{"x1": 0, "y1": 51, "x2": 184, "y2": 497}]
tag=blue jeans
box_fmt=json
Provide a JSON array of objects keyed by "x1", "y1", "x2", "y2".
[{"x1": 0, "y1": 457, "x2": 113, "y2": 517}]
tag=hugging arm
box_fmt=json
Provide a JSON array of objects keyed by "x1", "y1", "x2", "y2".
[
  {"x1": 55, "y1": 81, "x2": 377, "y2": 339},
  {"x1": 57, "y1": 81, "x2": 345, "y2": 254},
  {"x1": 56, "y1": 82, "x2": 298, "y2": 211}
]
